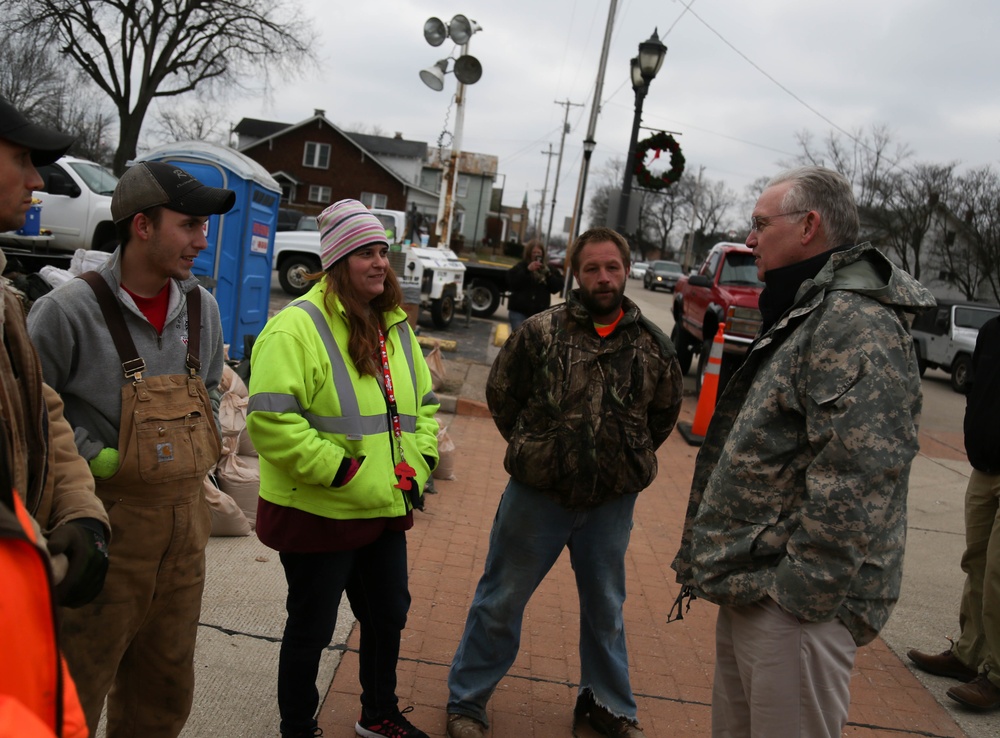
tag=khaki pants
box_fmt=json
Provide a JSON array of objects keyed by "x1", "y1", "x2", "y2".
[
  {"x1": 61, "y1": 373, "x2": 220, "y2": 737},
  {"x1": 712, "y1": 598, "x2": 856, "y2": 738},
  {"x1": 954, "y1": 469, "x2": 1000, "y2": 687},
  {"x1": 61, "y1": 496, "x2": 211, "y2": 737}
]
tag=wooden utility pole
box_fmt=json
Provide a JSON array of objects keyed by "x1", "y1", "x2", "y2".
[{"x1": 545, "y1": 99, "x2": 584, "y2": 246}]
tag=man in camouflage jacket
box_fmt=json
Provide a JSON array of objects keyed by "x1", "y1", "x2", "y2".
[
  {"x1": 671, "y1": 167, "x2": 935, "y2": 738},
  {"x1": 446, "y1": 227, "x2": 683, "y2": 738}
]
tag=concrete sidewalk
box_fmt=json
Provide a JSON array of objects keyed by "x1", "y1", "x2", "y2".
[{"x1": 311, "y1": 379, "x2": 988, "y2": 738}]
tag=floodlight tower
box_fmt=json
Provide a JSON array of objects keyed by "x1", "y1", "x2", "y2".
[{"x1": 420, "y1": 14, "x2": 483, "y2": 248}]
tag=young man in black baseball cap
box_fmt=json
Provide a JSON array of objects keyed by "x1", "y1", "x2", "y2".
[
  {"x1": 0, "y1": 95, "x2": 75, "y2": 232},
  {"x1": 27, "y1": 158, "x2": 235, "y2": 737}
]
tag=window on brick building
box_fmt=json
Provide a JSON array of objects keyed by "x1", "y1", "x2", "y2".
[
  {"x1": 360, "y1": 192, "x2": 388, "y2": 209},
  {"x1": 303, "y1": 142, "x2": 331, "y2": 169},
  {"x1": 308, "y1": 185, "x2": 332, "y2": 203}
]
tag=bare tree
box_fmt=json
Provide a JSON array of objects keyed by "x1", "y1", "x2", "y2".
[
  {"x1": 4, "y1": 0, "x2": 316, "y2": 173},
  {"x1": 788, "y1": 124, "x2": 912, "y2": 208},
  {"x1": 691, "y1": 178, "x2": 738, "y2": 238},
  {"x1": 947, "y1": 167, "x2": 1000, "y2": 303},
  {"x1": 345, "y1": 123, "x2": 389, "y2": 137},
  {"x1": 643, "y1": 183, "x2": 687, "y2": 256},
  {"x1": 0, "y1": 35, "x2": 115, "y2": 165},
  {"x1": 46, "y1": 93, "x2": 117, "y2": 165},
  {"x1": 0, "y1": 36, "x2": 67, "y2": 118},
  {"x1": 150, "y1": 102, "x2": 230, "y2": 146},
  {"x1": 867, "y1": 163, "x2": 957, "y2": 280}
]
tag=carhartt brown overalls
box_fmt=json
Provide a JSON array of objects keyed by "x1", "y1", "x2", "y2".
[{"x1": 60, "y1": 274, "x2": 221, "y2": 738}]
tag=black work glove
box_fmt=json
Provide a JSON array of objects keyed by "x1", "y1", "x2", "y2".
[{"x1": 46, "y1": 518, "x2": 109, "y2": 608}]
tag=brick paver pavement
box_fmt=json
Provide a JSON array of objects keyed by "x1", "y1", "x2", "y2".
[{"x1": 316, "y1": 407, "x2": 967, "y2": 738}]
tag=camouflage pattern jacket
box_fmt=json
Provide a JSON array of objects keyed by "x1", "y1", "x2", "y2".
[
  {"x1": 671, "y1": 243, "x2": 936, "y2": 645},
  {"x1": 487, "y1": 291, "x2": 683, "y2": 509}
]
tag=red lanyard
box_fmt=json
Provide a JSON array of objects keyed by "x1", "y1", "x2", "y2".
[{"x1": 378, "y1": 327, "x2": 416, "y2": 493}]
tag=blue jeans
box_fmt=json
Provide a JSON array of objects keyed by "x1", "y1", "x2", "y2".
[
  {"x1": 277, "y1": 530, "x2": 410, "y2": 735},
  {"x1": 508, "y1": 311, "x2": 528, "y2": 331},
  {"x1": 447, "y1": 478, "x2": 638, "y2": 726}
]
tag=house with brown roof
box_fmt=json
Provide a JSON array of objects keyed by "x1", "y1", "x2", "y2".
[
  {"x1": 234, "y1": 111, "x2": 423, "y2": 216},
  {"x1": 233, "y1": 112, "x2": 503, "y2": 250}
]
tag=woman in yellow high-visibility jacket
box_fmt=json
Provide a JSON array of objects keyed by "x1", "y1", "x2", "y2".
[{"x1": 247, "y1": 199, "x2": 439, "y2": 738}]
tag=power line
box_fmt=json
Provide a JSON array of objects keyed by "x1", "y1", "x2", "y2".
[{"x1": 672, "y1": 1, "x2": 908, "y2": 172}]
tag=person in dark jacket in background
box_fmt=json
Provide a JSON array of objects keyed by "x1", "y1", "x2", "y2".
[
  {"x1": 908, "y1": 314, "x2": 1000, "y2": 711},
  {"x1": 505, "y1": 239, "x2": 563, "y2": 330}
]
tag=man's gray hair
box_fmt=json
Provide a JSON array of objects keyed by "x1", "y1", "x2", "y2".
[{"x1": 767, "y1": 166, "x2": 860, "y2": 247}]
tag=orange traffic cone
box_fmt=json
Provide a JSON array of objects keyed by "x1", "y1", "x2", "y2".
[{"x1": 678, "y1": 325, "x2": 725, "y2": 446}]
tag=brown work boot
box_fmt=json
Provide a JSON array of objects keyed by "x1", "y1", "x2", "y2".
[
  {"x1": 585, "y1": 700, "x2": 645, "y2": 738},
  {"x1": 446, "y1": 713, "x2": 486, "y2": 738},
  {"x1": 907, "y1": 648, "x2": 977, "y2": 682},
  {"x1": 947, "y1": 674, "x2": 1000, "y2": 710}
]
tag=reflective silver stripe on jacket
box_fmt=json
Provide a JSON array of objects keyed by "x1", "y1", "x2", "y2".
[{"x1": 247, "y1": 300, "x2": 425, "y2": 439}]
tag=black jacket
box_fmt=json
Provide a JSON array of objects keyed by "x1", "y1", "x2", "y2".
[
  {"x1": 506, "y1": 260, "x2": 563, "y2": 317},
  {"x1": 965, "y1": 316, "x2": 1000, "y2": 473}
]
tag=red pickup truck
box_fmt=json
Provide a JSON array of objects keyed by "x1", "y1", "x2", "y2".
[{"x1": 671, "y1": 242, "x2": 764, "y2": 392}]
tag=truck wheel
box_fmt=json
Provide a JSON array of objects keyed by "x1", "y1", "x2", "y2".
[
  {"x1": 951, "y1": 354, "x2": 972, "y2": 393},
  {"x1": 278, "y1": 256, "x2": 320, "y2": 297},
  {"x1": 431, "y1": 295, "x2": 455, "y2": 328},
  {"x1": 915, "y1": 349, "x2": 927, "y2": 377},
  {"x1": 468, "y1": 279, "x2": 500, "y2": 318},
  {"x1": 91, "y1": 222, "x2": 119, "y2": 253},
  {"x1": 670, "y1": 324, "x2": 693, "y2": 375}
]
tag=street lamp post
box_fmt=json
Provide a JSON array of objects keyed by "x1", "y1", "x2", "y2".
[{"x1": 615, "y1": 29, "x2": 667, "y2": 238}]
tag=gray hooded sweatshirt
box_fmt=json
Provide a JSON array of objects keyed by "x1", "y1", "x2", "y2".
[{"x1": 27, "y1": 248, "x2": 224, "y2": 460}]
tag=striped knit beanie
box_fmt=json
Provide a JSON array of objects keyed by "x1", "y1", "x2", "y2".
[{"x1": 317, "y1": 199, "x2": 388, "y2": 269}]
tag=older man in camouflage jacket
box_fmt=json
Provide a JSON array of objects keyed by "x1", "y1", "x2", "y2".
[
  {"x1": 446, "y1": 227, "x2": 683, "y2": 738},
  {"x1": 672, "y1": 167, "x2": 935, "y2": 738}
]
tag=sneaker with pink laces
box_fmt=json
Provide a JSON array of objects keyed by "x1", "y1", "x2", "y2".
[{"x1": 355, "y1": 706, "x2": 429, "y2": 738}]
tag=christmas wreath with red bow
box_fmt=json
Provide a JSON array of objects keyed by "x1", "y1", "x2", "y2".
[{"x1": 633, "y1": 131, "x2": 685, "y2": 190}]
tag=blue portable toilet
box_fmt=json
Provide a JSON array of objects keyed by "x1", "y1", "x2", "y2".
[{"x1": 138, "y1": 141, "x2": 281, "y2": 360}]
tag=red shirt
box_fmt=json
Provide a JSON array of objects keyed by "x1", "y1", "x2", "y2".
[{"x1": 122, "y1": 282, "x2": 170, "y2": 334}]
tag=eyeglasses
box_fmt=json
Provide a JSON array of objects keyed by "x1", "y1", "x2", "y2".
[{"x1": 749, "y1": 210, "x2": 809, "y2": 233}]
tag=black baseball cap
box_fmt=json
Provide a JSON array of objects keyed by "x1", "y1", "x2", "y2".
[
  {"x1": 111, "y1": 161, "x2": 236, "y2": 224},
  {"x1": 0, "y1": 96, "x2": 76, "y2": 166}
]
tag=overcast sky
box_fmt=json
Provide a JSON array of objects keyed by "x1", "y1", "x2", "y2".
[{"x1": 217, "y1": 0, "x2": 1000, "y2": 236}]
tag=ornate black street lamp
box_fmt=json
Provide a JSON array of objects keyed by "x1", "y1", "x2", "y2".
[{"x1": 615, "y1": 29, "x2": 667, "y2": 237}]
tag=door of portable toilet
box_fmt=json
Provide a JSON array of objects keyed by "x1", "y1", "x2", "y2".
[{"x1": 139, "y1": 141, "x2": 281, "y2": 359}]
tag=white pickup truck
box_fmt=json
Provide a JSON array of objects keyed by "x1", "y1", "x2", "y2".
[
  {"x1": 272, "y1": 208, "x2": 466, "y2": 328},
  {"x1": 32, "y1": 156, "x2": 119, "y2": 252}
]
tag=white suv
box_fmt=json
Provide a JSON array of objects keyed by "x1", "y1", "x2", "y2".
[{"x1": 910, "y1": 300, "x2": 1000, "y2": 392}]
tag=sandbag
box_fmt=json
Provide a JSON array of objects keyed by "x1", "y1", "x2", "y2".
[
  {"x1": 203, "y1": 476, "x2": 252, "y2": 537},
  {"x1": 216, "y1": 453, "x2": 260, "y2": 527},
  {"x1": 70, "y1": 248, "x2": 112, "y2": 275},
  {"x1": 425, "y1": 345, "x2": 446, "y2": 391},
  {"x1": 219, "y1": 391, "x2": 257, "y2": 456},
  {"x1": 218, "y1": 363, "x2": 249, "y2": 398},
  {"x1": 433, "y1": 426, "x2": 456, "y2": 481}
]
